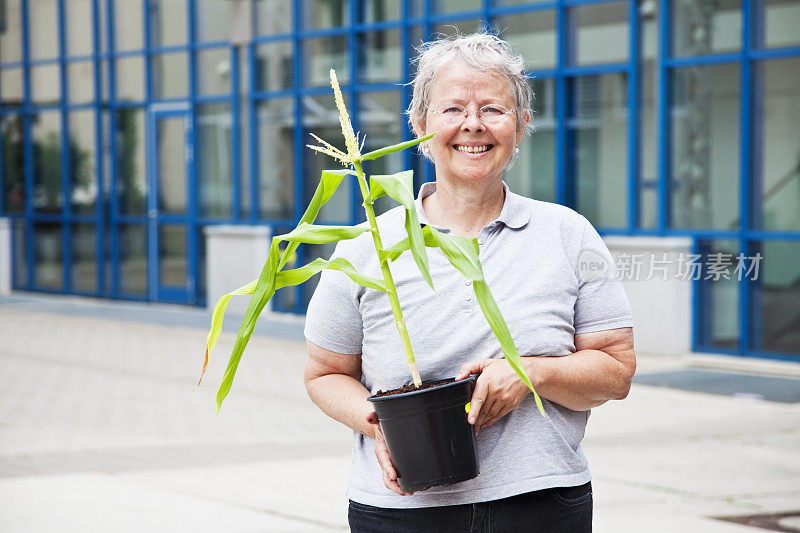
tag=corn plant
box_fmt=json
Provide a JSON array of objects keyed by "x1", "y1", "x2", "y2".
[{"x1": 198, "y1": 70, "x2": 545, "y2": 417}]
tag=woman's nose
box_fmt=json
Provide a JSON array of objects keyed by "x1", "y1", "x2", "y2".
[{"x1": 460, "y1": 110, "x2": 485, "y2": 132}]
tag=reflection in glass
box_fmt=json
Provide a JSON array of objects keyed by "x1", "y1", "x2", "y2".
[
  {"x1": 359, "y1": 30, "x2": 401, "y2": 84},
  {"x1": 29, "y1": 0, "x2": 59, "y2": 60},
  {"x1": 496, "y1": 10, "x2": 556, "y2": 70},
  {"x1": 149, "y1": 0, "x2": 187, "y2": 48},
  {"x1": 0, "y1": 69, "x2": 24, "y2": 107},
  {"x1": 31, "y1": 65, "x2": 61, "y2": 105},
  {"x1": 255, "y1": 41, "x2": 294, "y2": 92},
  {"x1": 433, "y1": 0, "x2": 481, "y2": 14},
  {"x1": 640, "y1": 0, "x2": 659, "y2": 228},
  {"x1": 255, "y1": 0, "x2": 292, "y2": 35},
  {"x1": 759, "y1": 59, "x2": 800, "y2": 232},
  {"x1": 32, "y1": 113, "x2": 62, "y2": 213},
  {"x1": 198, "y1": 104, "x2": 232, "y2": 219},
  {"x1": 763, "y1": 0, "x2": 800, "y2": 49},
  {"x1": 115, "y1": 56, "x2": 146, "y2": 101},
  {"x1": 157, "y1": 116, "x2": 187, "y2": 214},
  {"x1": 571, "y1": 74, "x2": 628, "y2": 229},
  {"x1": 1, "y1": 115, "x2": 25, "y2": 213},
  {"x1": 302, "y1": 95, "x2": 350, "y2": 223},
  {"x1": 196, "y1": 0, "x2": 231, "y2": 42},
  {"x1": 359, "y1": 91, "x2": 403, "y2": 216},
  {"x1": 303, "y1": 0, "x2": 347, "y2": 29},
  {"x1": 257, "y1": 98, "x2": 294, "y2": 219},
  {"x1": 672, "y1": 0, "x2": 741, "y2": 57},
  {"x1": 0, "y1": 0, "x2": 23, "y2": 63},
  {"x1": 671, "y1": 64, "x2": 740, "y2": 230},
  {"x1": 198, "y1": 48, "x2": 231, "y2": 95},
  {"x1": 33, "y1": 223, "x2": 63, "y2": 289},
  {"x1": 303, "y1": 36, "x2": 348, "y2": 87},
  {"x1": 119, "y1": 224, "x2": 147, "y2": 295},
  {"x1": 152, "y1": 53, "x2": 189, "y2": 100},
  {"x1": 433, "y1": 20, "x2": 484, "y2": 38},
  {"x1": 114, "y1": 0, "x2": 144, "y2": 51},
  {"x1": 159, "y1": 225, "x2": 187, "y2": 287},
  {"x1": 67, "y1": 0, "x2": 94, "y2": 57},
  {"x1": 698, "y1": 239, "x2": 739, "y2": 350},
  {"x1": 71, "y1": 224, "x2": 96, "y2": 292},
  {"x1": 361, "y1": 0, "x2": 401, "y2": 22},
  {"x1": 13, "y1": 221, "x2": 26, "y2": 288},
  {"x1": 755, "y1": 241, "x2": 800, "y2": 354},
  {"x1": 68, "y1": 61, "x2": 94, "y2": 103},
  {"x1": 116, "y1": 108, "x2": 146, "y2": 215},
  {"x1": 571, "y1": 2, "x2": 628, "y2": 66},
  {"x1": 69, "y1": 111, "x2": 97, "y2": 214}
]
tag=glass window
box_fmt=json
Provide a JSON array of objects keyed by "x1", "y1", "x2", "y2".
[
  {"x1": 763, "y1": 0, "x2": 800, "y2": 49},
  {"x1": 119, "y1": 224, "x2": 147, "y2": 295},
  {"x1": 31, "y1": 64, "x2": 61, "y2": 105},
  {"x1": 672, "y1": 0, "x2": 741, "y2": 57},
  {"x1": 255, "y1": 41, "x2": 294, "y2": 92},
  {"x1": 670, "y1": 64, "x2": 740, "y2": 230},
  {"x1": 361, "y1": 0, "x2": 400, "y2": 23},
  {"x1": 432, "y1": 20, "x2": 484, "y2": 37},
  {"x1": 69, "y1": 111, "x2": 96, "y2": 214},
  {"x1": 67, "y1": 0, "x2": 94, "y2": 57},
  {"x1": 433, "y1": 0, "x2": 481, "y2": 15},
  {"x1": 758, "y1": 58, "x2": 800, "y2": 232},
  {"x1": 115, "y1": 108, "x2": 147, "y2": 215},
  {"x1": 495, "y1": 10, "x2": 556, "y2": 71},
  {"x1": 1, "y1": 114, "x2": 25, "y2": 213},
  {"x1": 198, "y1": 103, "x2": 232, "y2": 219},
  {"x1": 68, "y1": 61, "x2": 95, "y2": 103},
  {"x1": 302, "y1": 94, "x2": 351, "y2": 223},
  {"x1": 255, "y1": 0, "x2": 292, "y2": 35},
  {"x1": 152, "y1": 52, "x2": 189, "y2": 100},
  {"x1": 198, "y1": 48, "x2": 231, "y2": 96},
  {"x1": 753, "y1": 240, "x2": 800, "y2": 354},
  {"x1": 29, "y1": 0, "x2": 59, "y2": 60},
  {"x1": 159, "y1": 225, "x2": 187, "y2": 286},
  {"x1": 570, "y1": 73, "x2": 629, "y2": 229},
  {"x1": 358, "y1": 30, "x2": 401, "y2": 84},
  {"x1": 149, "y1": 0, "x2": 188, "y2": 48},
  {"x1": 571, "y1": 2, "x2": 628, "y2": 66},
  {"x1": 33, "y1": 223, "x2": 63, "y2": 289},
  {"x1": 1, "y1": 68, "x2": 24, "y2": 107},
  {"x1": 13, "y1": 221, "x2": 26, "y2": 288},
  {"x1": 697, "y1": 239, "x2": 739, "y2": 351},
  {"x1": 114, "y1": 0, "x2": 144, "y2": 51},
  {"x1": 640, "y1": 0, "x2": 659, "y2": 229},
  {"x1": 71, "y1": 223, "x2": 97, "y2": 292},
  {"x1": 359, "y1": 91, "x2": 403, "y2": 216},
  {"x1": 156, "y1": 116, "x2": 187, "y2": 215},
  {"x1": 32, "y1": 112, "x2": 62, "y2": 213},
  {"x1": 303, "y1": 36, "x2": 348, "y2": 87},
  {"x1": 196, "y1": 0, "x2": 230, "y2": 42},
  {"x1": 493, "y1": 0, "x2": 549, "y2": 5},
  {"x1": 257, "y1": 98, "x2": 295, "y2": 219},
  {"x1": 0, "y1": 0, "x2": 23, "y2": 63},
  {"x1": 303, "y1": 0, "x2": 348, "y2": 30},
  {"x1": 115, "y1": 56, "x2": 146, "y2": 101}
]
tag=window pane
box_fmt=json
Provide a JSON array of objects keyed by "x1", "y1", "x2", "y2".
[
  {"x1": 152, "y1": 53, "x2": 189, "y2": 100},
  {"x1": 1, "y1": 115, "x2": 25, "y2": 213},
  {"x1": 303, "y1": 0, "x2": 348, "y2": 30},
  {"x1": 358, "y1": 30, "x2": 401, "y2": 84},
  {"x1": 493, "y1": 0, "x2": 549, "y2": 5},
  {"x1": 754, "y1": 241, "x2": 800, "y2": 354},
  {"x1": 32, "y1": 112, "x2": 62, "y2": 213},
  {"x1": 1, "y1": 68, "x2": 23, "y2": 107},
  {"x1": 114, "y1": 0, "x2": 144, "y2": 51},
  {"x1": 159, "y1": 225, "x2": 187, "y2": 287},
  {"x1": 67, "y1": 0, "x2": 94, "y2": 57},
  {"x1": 13, "y1": 221, "x2": 26, "y2": 288},
  {"x1": 33, "y1": 223, "x2": 63, "y2": 289},
  {"x1": 196, "y1": 0, "x2": 230, "y2": 42},
  {"x1": 670, "y1": 64, "x2": 740, "y2": 230},
  {"x1": 157, "y1": 116, "x2": 187, "y2": 214},
  {"x1": 119, "y1": 224, "x2": 147, "y2": 295},
  {"x1": 68, "y1": 61, "x2": 94, "y2": 103},
  {"x1": 69, "y1": 110, "x2": 97, "y2": 214},
  {"x1": 0, "y1": 0, "x2": 23, "y2": 63},
  {"x1": 571, "y1": 2, "x2": 628, "y2": 66},
  {"x1": 29, "y1": 0, "x2": 59, "y2": 60},
  {"x1": 198, "y1": 103, "x2": 232, "y2": 219},
  {"x1": 672, "y1": 0, "x2": 741, "y2": 57},
  {"x1": 198, "y1": 48, "x2": 231, "y2": 96},
  {"x1": 433, "y1": 0, "x2": 481, "y2": 14},
  {"x1": 496, "y1": 10, "x2": 556, "y2": 71},
  {"x1": 116, "y1": 56, "x2": 146, "y2": 101},
  {"x1": 255, "y1": 0, "x2": 292, "y2": 35},
  {"x1": 255, "y1": 41, "x2": 294, "y2": 92},
  {"x1": 71, "y1": 223, "x2": 96, "y2": 292},
  {"x1": 697, "y1": 239, "x2": 739, "y2": 351},
  {"x1": 303, "y1": 36, "x2": 348, "y2": 87},
  {"x1": 31, "y1": 64, "x2": 61, "y2": 105},
  {"x1": 640, "y1": 0, "x2": 659, "y2": 228},
  {"x1": 115, "y1": 108, "x2": 147, "y2": 215},
  {"x1": 150, "y1": 0, "x2": 188, "y2": 48},
  {"x1": 432, "y1": 20, "x2": 484, "y2": 37},
  {"x1": 571, "y1": 74, "x2": 628, "y2": 229},
  {"x1": 359, "y1": 91, "x2": 402, "y2": 216},
  {"x1": 505, "y1": 78, "x2": 555, "y2": 203},
  {"x1": 763, "y1": 0, "x2": 800, "y2": 49},
  {"x1": 257, "y1": 98, "x2": 295, "y2": 219},
  {"x1": 361, "y1": 0, "x2": 400, "y2": 23},
  {"x1": 758, "y1": 58, "x2": 800, "y2": 232}
]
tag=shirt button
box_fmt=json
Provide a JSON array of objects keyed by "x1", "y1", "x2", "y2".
[
  {"x1": 465, "y1": 295, "x2": 471, "y2": 301},
  {"x1": 464, "y1": 280, "x2": 472, "y2": 286},
  {"x1": 477, "y1": 238, "x2": 484, "y2": 245}
]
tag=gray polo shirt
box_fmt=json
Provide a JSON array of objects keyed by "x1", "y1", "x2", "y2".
[{"x1": 305, "y1": 181, "x2": 633, "y2": 508}]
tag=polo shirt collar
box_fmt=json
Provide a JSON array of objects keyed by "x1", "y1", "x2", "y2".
[{"x1": 414, "y1": 181, "x2": 531, "y2": 230}]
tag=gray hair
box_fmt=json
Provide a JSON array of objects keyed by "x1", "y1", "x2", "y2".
[{"x1": 407, "y1": 32, "x2": 534, "y2": 146}]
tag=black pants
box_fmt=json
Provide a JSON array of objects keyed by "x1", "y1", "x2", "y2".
[{"x1": 348, "y1": 481, "x2": 592, "y2": 533}]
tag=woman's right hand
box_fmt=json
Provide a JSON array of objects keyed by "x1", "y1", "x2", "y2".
[{"x1": 366, "y1": 412, "x2": 415, "y2": 496}]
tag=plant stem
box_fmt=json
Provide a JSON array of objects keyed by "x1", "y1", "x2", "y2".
[{"x1": 353, "y1": 160, "x2": 423, "y2": 388}]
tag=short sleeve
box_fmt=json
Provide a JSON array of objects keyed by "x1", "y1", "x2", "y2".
[
  {"x1": 303, "y1": 242, "x2": 364, "y2": 354},
  {"x1": 573, "y1": 219, "x2": 634, "y2": 335}
]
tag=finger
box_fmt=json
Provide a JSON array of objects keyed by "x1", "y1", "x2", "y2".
[
  {"x1": 467, "y1": 378, "x2": 489, "y2": 425},
  {"x1": 456, "y1": 359, "x2": 489, "y2": 381},
  {"x1": 475, "y1": 397, "x2": 503, "y2": 429},
  {"x1": 382, "y1": 469, "x2": 414, "y2": 496},
  {"x1": 374, "y1": 442, "x2": 397, "y2": 481},
  {"x1": 366, "y1": 412, "x2": 379, "y2": 425}
]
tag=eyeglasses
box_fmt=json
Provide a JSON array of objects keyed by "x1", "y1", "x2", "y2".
[{"x1": 429, "y1": 104, "x2": 517, "y2": 126}]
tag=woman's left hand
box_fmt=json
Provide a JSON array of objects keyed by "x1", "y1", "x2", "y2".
[{"x1": 455, "y1": 359, "x2": 531, "y2": 434}]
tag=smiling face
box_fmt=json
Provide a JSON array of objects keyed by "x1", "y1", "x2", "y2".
[{"x1": 414, "y1": 60, "x2": 526, "y2": 187}]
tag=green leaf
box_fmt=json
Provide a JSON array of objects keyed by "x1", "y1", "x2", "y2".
[
  {"x1": 277, "y1": 222, "x2": 369, "y2": 244},
  {"x1": 275, "y1": 257, "x2": 387, "y2": 292},
  {"x1": 370, "y1": 171, "x2": 433, "y2": 291},
  {"x1": 428, "y1": 228, "x2": 483, "y2": 281},
  {"x1": 380, "y1": 225, "x2": 438, "y2": 262},
  {"x1": 473, "y1": 280, "x2": 546, "y2": 416},
  {"x1": 360, "y1": 133, "x2": 436, "y2": 161}
]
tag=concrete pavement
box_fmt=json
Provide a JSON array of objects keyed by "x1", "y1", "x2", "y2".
[{"x1": 0, "y1": 293, "x2": 798, "y2": 532}]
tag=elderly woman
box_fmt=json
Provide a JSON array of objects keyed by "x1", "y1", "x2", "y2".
[{"x1": 304, "y1": 33, "x2": 635, "y2": 532}]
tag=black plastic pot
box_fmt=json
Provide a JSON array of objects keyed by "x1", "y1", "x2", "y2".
[{"x1": 368, "y1": 376, "x2": 479, "y2": 492}]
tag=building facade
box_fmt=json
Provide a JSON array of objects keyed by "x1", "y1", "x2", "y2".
[{"x1": 1, "y1": 0, "x2": 799, "y2": 360}]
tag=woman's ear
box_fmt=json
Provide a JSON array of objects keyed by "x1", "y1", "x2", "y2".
[
  {"x1": 412, "y1": 118, "x2": 425, "y2": 138},
  {"x1": 517, "y1": 109, "x2": 531, "y2": 144}
]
